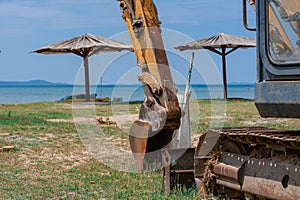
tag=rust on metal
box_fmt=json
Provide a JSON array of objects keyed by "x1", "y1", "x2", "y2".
[
  {"x1": 213, "y1": 163, "x2": 240, "y2": 182},
  {"x1": 216, "y1": 179, "x2": 241, "y2": 192},
  {"x1": 171, "y1": 169, "x2": 194, "y2": 173},
  {"x1": 195, "y1": 127, "x2": 300, "y2": 199},
  {"x1": 129, "y1": 120, "x2": 150, "y2": 171},
  {"x1": 162, "y1": 148, "x2": 195, "y2": 193},
  {"x1": 137, "y1": 72, "x2": 162, "y2": 96},
  {"x1": 162, "y1": 149, "x2": 171, "y2": 194},
  {"x1": 241, "y1": 157, "x2": 300, "y2": 200}
]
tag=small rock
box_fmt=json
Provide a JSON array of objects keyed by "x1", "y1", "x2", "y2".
[
  {"x1": 0, "y1": 133, "x2": 11, "y2": 137},
  {"x1": 1, "y1": 146, "x2": 14, "y2": 151}
]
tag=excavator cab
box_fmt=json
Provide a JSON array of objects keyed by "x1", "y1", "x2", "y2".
[{"x1": 255, "y1": 0, "x2": 300, "y2": 117}]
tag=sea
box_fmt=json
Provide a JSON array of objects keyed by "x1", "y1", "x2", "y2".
[{"x1": 0, "y1": 84, "x2": 254, "y2": 104}]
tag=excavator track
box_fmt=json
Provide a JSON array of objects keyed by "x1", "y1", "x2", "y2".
[
  {"x1": 211, "y1": 127, "x2": 300, "y2": 152},
  {"x1": 195, "y1": 127, "x2": 300, "y2": 200}
]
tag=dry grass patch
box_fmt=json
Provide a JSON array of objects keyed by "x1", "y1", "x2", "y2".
[{"x1": 0, "y1": 100, "x2": 298, "y2": 199}]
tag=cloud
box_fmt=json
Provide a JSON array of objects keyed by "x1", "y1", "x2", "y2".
[
  {"x1": 0, "y1": 0, "x2": 243, "y2": 36},
  {"x1": 0, "y1": 0, "x2": 123, "y2": 36},
  {"x1": 0, "y1": 1, "x2": 62, "y2": 18}
]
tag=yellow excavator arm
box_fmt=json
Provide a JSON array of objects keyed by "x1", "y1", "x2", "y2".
[{"x1": 118, "y1": 0, "x2": 181, "y2": 170}]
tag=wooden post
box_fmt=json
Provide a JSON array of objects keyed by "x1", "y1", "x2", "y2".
[
  {"x1": 222, "y1": 47, "x2": 228, "y2": 100},
  {"x1": 84, "y1": 56, "x2": 90, "y2": 102},
  {"x1": 162, "y1": 149, "x2": 171, "y2": 194}
]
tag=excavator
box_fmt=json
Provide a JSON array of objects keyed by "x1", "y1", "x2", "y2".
[{"x1": 117, "y1": 0, "x2": 300, "y2": 199}]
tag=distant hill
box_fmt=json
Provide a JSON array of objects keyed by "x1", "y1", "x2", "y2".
[
  {"x1": 228, "y1": 82, "x2": 254, "y2": 86},
  {"x1": 0, "y1": 80, "x2": 70, "y2": 86}
]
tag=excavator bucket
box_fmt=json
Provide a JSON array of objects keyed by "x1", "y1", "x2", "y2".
[
  {"x1": 129, "y1": 120, "x2": 150, "y2": 171},
  {"x1": 129, "y1": 119, "x2": 176, "y2": 171}
]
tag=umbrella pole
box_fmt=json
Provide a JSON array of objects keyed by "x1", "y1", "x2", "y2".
[
  {"x1": 84, "y1": 56, "x2": 90, "y2": 102},
  {"x1": 222, "y1": 47, "x2": 228, "y2": 100}
]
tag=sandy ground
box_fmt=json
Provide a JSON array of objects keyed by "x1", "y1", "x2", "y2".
[
  {"x1": 45, "y1": 114, "x2": 297, "y2": 150},
  {"x1": 46, "y1": 114, "x2": 139, "y2": 128}
]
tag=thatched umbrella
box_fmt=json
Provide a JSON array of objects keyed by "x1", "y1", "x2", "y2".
[
  {"x1": 31, "y1": 33, "x2": 133, "y2": 101},
  {"x1": 175, "y1": 32, "x2": 256, "y2": 99}
]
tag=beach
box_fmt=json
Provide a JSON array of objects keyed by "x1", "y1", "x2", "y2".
[{"x1": 2, "y1": 0, "x2": 300, "y2": 198}]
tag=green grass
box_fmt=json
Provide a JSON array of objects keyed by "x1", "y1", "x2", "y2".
[{"x1": 0, "y1": 100, "x2": 299, "y2": 199}]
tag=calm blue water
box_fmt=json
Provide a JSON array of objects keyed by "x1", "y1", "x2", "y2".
[{"x1": 0, "y1": 84, "x2": 254, "y2": 104}]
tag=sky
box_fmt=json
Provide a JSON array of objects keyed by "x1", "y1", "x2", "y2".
[{"x1": 0, "y1": 0, "x2": 257, "y2": 85}]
